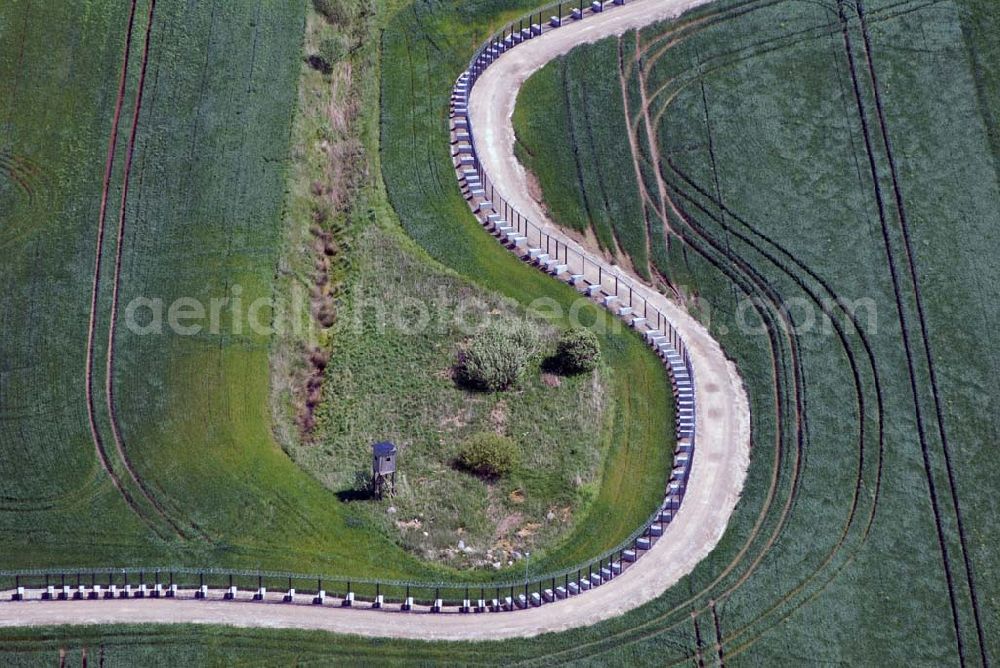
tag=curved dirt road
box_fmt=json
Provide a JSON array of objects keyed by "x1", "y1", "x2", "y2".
[{"x1": 0, "y1": 0, "x2": 749, "y2": 640}]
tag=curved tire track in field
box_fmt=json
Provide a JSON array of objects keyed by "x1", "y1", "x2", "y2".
[
  {"x1": 84, "y1": 0, "x2": 193, "y2": 541},
  {"x1": 83, "y1": 0, "x2": 155, "y2": 531},
  {"x1": 103, "y1": 0, "x2": 201, "y2": 542}
]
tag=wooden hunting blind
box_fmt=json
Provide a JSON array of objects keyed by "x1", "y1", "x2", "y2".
[{"x1": 371, "y1": 441, "x2": 397, "y2": 498}]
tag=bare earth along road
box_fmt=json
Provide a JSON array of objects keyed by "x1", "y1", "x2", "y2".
[{"x1": 0, "y1": 0, "x2": 750, "y2": 640}]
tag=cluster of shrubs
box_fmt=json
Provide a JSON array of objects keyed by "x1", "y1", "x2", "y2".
[
  {"x1": 459, "y1": 322, "x2": 539, "y2": 391},
  {"x1": 450, "y1": 323, "x2": 601, "y2": 480},
  {"x1": 458, "y1": 322, "x2": 601, "y2": 392},
  {"x1": 553, "y1": 328, "x2": 600, "y2": 374}
]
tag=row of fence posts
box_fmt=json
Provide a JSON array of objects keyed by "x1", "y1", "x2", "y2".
[
  {"x1": 5, "y1": 546, "x2": 671, "y2": 608},
  {"x1": 469, "y1": 156, "x2": 693, "y2": 374}
]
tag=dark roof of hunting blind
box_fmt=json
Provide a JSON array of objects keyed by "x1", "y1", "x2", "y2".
[{"x1": 373, "y1": 441, "x2": 397, "y2": 457}]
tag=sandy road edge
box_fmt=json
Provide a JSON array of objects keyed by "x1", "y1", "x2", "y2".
[{"x1": 0, "y1": 0, "x2": 750, "y2": 641}]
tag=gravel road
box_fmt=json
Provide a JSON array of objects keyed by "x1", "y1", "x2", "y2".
[{"x1": 0, "y1": 0, "x2": 750, "y2": 640}]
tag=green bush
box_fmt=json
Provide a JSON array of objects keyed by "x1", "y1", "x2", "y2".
[
  {"x1": 555, "y1": 327, "x2": 601, "y2": 374},
  {"x1": 312, "y1": 0, "x2": 358, "y2": 26},
  {"x1": 319, "y1": 33, "x2": 347, "y2": 66},
  {"x1": 457, "y1": 433, "x2": 519, "y2": 478},
  {"x1": 460, "y1": 321, "x2": 539, "y2": 391}
]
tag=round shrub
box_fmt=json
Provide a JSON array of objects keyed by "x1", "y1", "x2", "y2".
[
  {"x1": 555, "y1": 328, "x2": 601, "y2": 374},
  {"x1": 457, "y1": 433, "x2": 519, "y2": 478},
  {"x1": 460, "y1": 322, "x2": 539, "y2": 391}
]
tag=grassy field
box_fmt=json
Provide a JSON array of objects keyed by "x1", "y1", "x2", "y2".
[{"x1": 269, "y1": 4, "x2": 652, "y2": 571}]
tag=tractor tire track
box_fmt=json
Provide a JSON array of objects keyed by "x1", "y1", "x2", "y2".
[
  {"x1": 616, "y1": 36, "x2": 657, "y2": 280},
  {"x1": 2, "y1": 1, "x2": 31, "y2": 127},
  {"x1": 837, "y1": 1, "x2": 967, "y2": 661},
  {"x1": 710, "y1": 600, "x2": 726, "y2": 667},
  {"x1": 82, "y1": 0, "x2": 163, "y2": 535},
  {"x1": 692, "y1": 611, "x2": 706, "y2": 667},
  {"x1": 855, "y1": 2, "x2": 988, "y2": 663},
  {"x1": 104, "y1": 0, "x2": 198, "y2": 541}
]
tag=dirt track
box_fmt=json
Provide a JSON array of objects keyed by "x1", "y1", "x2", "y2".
[{"x1": 0, "y1": 0, "x2": 750, "y2": 640}]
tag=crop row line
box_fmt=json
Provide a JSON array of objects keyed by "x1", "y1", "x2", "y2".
[
  {"x1": 854, "y1": 1, "x2": 988, "y2": 663},
  {"x1": 837, "y1": 1, "x2": 980, "y2": 663},
  {"x1": 83, "y1": 0, "x2": 151, "y2": 533}
]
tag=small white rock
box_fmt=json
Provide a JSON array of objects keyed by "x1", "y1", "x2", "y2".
[
  {"x1": 458, "y1": 540, "x2": 465, "y2": 550},
  {"x1": 387, "y1": 506, "x2": 397, "y2": 514}
]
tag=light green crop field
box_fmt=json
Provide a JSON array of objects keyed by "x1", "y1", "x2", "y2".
[{"x1": 0, "y1": 0, "x2": 402, "y2": 577}]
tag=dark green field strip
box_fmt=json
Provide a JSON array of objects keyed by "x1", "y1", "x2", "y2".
[
  {"x1": 836, "y1": 1, "x2": 988, "y2": 661},
  {"x1": 72, "y1": 0, "x2": 191, "y2": 541}
]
